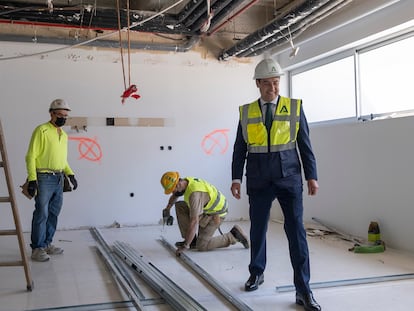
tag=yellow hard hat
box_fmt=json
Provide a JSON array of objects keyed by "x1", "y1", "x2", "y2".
[{"x1": 160, "y1": 171, "x2": 179, "y2": 194}]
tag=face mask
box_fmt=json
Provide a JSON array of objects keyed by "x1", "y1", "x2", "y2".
[{"x1": 54, "y1": 117, "x2": 66, "y2": 127}]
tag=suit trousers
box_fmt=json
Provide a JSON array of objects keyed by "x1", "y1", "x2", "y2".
[{"x1": 247, "y1": 174, "x2": 311, "y2": 294}]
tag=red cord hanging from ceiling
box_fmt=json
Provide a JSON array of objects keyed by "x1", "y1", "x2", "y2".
[{"x1": 116, "y1": 0, "x2": 140, "y2": 104}]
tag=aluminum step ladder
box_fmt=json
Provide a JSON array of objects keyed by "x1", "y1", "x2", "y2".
[{"x1": 0, "y1": 119, "x2": 33, "y2": 291}]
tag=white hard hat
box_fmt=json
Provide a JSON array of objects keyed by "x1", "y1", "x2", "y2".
[
  {"x1": 253, "y1": 58, "x2": 284, "y2": 79},
  {"x1": 49, "y1": 99, "x2": 71, "y2": 111}
]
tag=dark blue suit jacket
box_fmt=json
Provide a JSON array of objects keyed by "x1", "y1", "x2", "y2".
[{"x1": 231, "y1": 99, "x2": 318, "y2": 192}]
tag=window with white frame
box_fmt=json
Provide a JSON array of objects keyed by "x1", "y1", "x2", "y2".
[
  {"x1": 290, "y1": 31, "x2": 414, "y2": 123},
  {"x1": 359, "y1": 34, "x2": 414, "y2": 118},
  {"x1": 291, "y1": 56, "x2": 355, "y2": 123}
]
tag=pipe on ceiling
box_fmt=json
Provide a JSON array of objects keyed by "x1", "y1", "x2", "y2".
[
  {"x1": 241, "y1": 0, "x2": 352, "y2": 57},
  {"x1": 185, "y1": 0, "x2": 231, "y2": 30},
  {"x1": 0, "y1": 3, "x2": 191, "y2": 35},
  {"x1": 0, "y1": 33, "x2": 200, "y2": 58},
  {"x1": 175, "y1": 0, "x2": 205, "y2": 25},
  {"x1": 199, "y1": 0, "x2": 247, "y2": 34},
  {"x1": 207, "y1": 0, "x2": 260, "y2": 36},
  {"x1": 0, "y1": 0, "x2": 245, "y2": 41},
  {"x1": 218, "y1": 0, "x2": 334, "y2": 60}
]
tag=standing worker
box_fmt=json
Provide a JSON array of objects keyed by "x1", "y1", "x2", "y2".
[
  {"x1": 230, "y1": 59, "x2": 321, "y2": 311},
  {"x1": 160, "y1": 171, "x2": 249, "y2": 256},
  {"x1": 25, "y1": 99, "x2": 78, "y2": 262}
]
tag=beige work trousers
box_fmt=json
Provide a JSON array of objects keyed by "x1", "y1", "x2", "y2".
[{"x1": 175, "y1": 201, "x2": 237, "y2": 251}]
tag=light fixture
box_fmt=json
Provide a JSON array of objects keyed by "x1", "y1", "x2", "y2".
[
  {"x1": 285, "y1": 25, "x2": 299, "y2": 59},
  {"x1": 289, "y1": 40, "x2": 299, "y2": 58},
  {"x1": 32, "y1": 27, "x2": 37, "y2": 43}
]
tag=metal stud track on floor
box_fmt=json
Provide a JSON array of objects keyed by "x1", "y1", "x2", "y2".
[
  {"x1": 90, "y1": 227, "x2": 146, "y2": 300},
  {"x1": 159, "y1": 236, "x2": 254, "y2": 311},
  {"x1": 89, "y1": 227, "x2": 145, "y2": 310},
  {"x1": 276, "y1": 273, "x2": 414, "y2": 292},
  {"x1": 113, "y1": 240, "x2": 207, "y2": 311}
]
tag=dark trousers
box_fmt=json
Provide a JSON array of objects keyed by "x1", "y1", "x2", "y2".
[{"x1": 248, "y1": 174, "x2": 311, "y2": 294}]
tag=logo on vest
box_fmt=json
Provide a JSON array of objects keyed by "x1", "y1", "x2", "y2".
[{"x1": 279, "y1": 105, "x2": 288, "y2": 113}]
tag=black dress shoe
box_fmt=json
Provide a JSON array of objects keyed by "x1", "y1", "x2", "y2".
[
  {"x1": 296, "y1": 292, "x2": 321, "y2": 311},
  {"x1": 244, "y1": 274, "x2": 264, "y2": 291}
]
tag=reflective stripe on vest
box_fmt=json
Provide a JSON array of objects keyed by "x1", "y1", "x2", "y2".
[
  {"x1": 183, "y1": 177, "x2": 228, "y2": 216},
  {"x1": 239, "y1": 97, "x2": 300, "y2": 153}
]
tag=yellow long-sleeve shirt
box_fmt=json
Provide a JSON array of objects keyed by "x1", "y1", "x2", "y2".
[{"x1": 25, "y1": 121, "x2": 74, "y2": 181}]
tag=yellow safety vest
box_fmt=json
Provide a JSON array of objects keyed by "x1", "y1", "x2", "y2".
[
  {"x1": 239, "y1": 97, "x2": 301, "y2": 153},
  {"x1": 184, "y1": 177, "x2": 228, "y2": 216}
]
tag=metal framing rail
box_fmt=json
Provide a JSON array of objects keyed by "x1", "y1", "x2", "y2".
[
  {"x1": 113, "y1": 240, "x2": 207, "y2": 311},
  {"x1": 159, "y1": 236, "x2": 254, "y2": 311},
  {"x1": 90, "y1": 227, "x2": 146, "y2": 300},
  {"x1": 276, "y1": 273, "x2": 414, "y2": 292},
  {"x1": 89, "y1": 227, "x2": 145, "y2": 310}
]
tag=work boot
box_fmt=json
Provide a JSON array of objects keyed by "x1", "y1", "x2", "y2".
[
  {"x1": 31, "y1": 248, "x2": 50, "y2": 262},
  {"x1": 230, "y1": 225, "x2": 249, "y2": 248},
  {"x1": 45, "y1": 244, "x2": 64, "y2": 255},
  {"x1": 175, "y1": 236, "x2": 197, "y2": 249}
]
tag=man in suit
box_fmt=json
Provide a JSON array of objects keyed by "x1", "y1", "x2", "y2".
[{"x1": 230, "y1": 58, "x2": 321, "y2": 311}]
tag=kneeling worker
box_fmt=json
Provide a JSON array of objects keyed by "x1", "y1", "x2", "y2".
[{"x1": 160, "y1": 171, "x2": 249, "y2": 255}]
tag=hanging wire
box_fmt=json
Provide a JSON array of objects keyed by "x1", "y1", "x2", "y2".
[
  {"x1": 126, "y1": 0, "x2": 131, "y2": 87},
  {"x1": 116, "y1": 0, "x2": 127, "y2": 90},
  {"x1": 86, "y1": 0, "x2": 97, "y2": 37},
  {"x1": 200, "y1": 0, "x2": 213, "y2": 33}
]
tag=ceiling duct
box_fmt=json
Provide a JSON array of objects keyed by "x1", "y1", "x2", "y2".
[
  {"x1": 0, "y1": 33, "x2": 200, "y2": 57},
  {"x1": 177, "y1": 0, "x2": 246, "y2": 34},
  {"x1": 203, "y1": 0, "x2": 247, "y2": 34},
  {"x1": 218, "y1": 0, "x2": 351, "y2": 60},
  {"x1": 240, "y1": 0, "x2": 353, "y2": 58}
]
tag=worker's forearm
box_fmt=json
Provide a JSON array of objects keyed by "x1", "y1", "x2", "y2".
[{"x1": 166, "y1": 195, "x2": 178, "y2": 209}]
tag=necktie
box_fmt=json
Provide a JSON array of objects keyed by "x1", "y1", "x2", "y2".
[{"x1": 265, "y1": 103, "x2": 273, "y2": 132}]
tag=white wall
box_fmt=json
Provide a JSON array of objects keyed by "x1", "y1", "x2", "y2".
[
  {"x1": 0, "y1": 43, "x2": 262, "y2": 231},
  {"x1": 304, "y1": 117, "x2": 414, "y2": 253}
]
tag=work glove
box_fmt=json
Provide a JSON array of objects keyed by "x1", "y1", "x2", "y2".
[
  {"x1": 68, "y1": 175, "x2": 78, "y2": 190},
  {"x1": 162, "y1": 208, "x2": 174, "y2": 226},
  {"x1": 28, "y1": 180, "x2": 38, "y2": 198}
]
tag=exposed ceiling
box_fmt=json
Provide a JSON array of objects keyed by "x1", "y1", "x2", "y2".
[{"x1": 0, "y1": 0, "x2": 353, "y2": 60}]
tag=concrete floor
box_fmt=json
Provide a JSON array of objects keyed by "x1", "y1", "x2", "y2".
[{"x1": 1, "y1": 220, "x2": 414, "y2": 311}]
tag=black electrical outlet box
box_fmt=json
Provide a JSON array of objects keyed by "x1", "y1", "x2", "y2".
[{"x1": 106, "y1": 118, "x2": 115, "y2": 126}]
